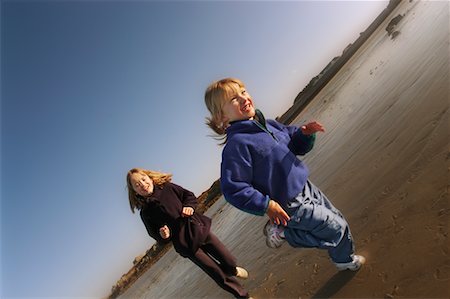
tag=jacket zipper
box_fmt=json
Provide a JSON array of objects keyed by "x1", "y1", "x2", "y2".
[{"x1": 254, "y1": 120, "x2": 279, "y2": 142}]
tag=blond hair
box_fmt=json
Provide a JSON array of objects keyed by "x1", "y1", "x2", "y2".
[
  {"x1": 204, "y1": 77, "x2": 246, "y2": 140},
  {"x1": 126, "y1": 168, "x2": 173, "y2": 213}
]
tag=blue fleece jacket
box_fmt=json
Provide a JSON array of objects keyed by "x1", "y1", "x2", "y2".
[{"x1": 220, "y1": 115, "x2": 315, "y2": 216}]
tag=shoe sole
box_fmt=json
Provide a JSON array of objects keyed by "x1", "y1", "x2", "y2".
[
  {"x1": 266, "y1": 239, "x2": 282, "y2": 249},
  {"x1": 263, "y1": 220, "x2": 271, "y2": 236},
  {"x1": 336, "y1": 255, "x2": 366, "y2": 271}
]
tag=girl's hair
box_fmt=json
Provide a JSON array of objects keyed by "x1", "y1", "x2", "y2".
[
  {"x1": 204, "y1": 77, "x2": 246, "y2": 139},
  {"x1": 126, "y1": 168, "x2": 173, "y2": 213}
]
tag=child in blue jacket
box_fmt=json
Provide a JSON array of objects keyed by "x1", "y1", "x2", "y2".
[{"x1": 204, "y1": 77, "x2": 365, "y2": 271}]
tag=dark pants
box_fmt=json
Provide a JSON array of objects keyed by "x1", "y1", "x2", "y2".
[{"x1": 187, "y1": 232, "x2": 249, "y2": 298}]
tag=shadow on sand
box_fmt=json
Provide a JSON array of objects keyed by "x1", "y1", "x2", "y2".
[{"x1": 311, "y1": 271, "x2": 357, "y2": 299}]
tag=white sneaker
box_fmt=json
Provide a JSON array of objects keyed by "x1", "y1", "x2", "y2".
[
  {"x1": 263, "y1": 220, "x2": 285, "y2": 248},
  {"x1": 335, "y1": 255, "x2": 366, "y2": 271},
  {"x1": 235, "y1": 266, "x2": 248, "y2": 279}
]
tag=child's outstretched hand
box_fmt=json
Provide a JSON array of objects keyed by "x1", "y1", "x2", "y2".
[
  {"x1": 301, "y1": 121, "x2": 325, "y2": 135},
  {"x1": 266, "y1": 200, "x2": 290, "y2": 226}
]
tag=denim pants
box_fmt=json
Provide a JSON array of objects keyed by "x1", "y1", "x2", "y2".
[{"x1": 283, "y1": 180, "x2": 355, "y2": 263}]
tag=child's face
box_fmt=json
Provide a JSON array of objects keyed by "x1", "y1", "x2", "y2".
[
  {"x1": 221, "y1": 83, "x2": 255, "y2": 124},
  {"x1": 130, "y1": 172, "x2": 154, "y2": 197}
]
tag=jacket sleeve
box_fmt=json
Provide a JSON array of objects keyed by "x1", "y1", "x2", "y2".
[
  {"x1": 170, "y1": 183, "x2": 198, "y2": 209},
  {"x1": 140, "y1": 210, "x2": 170, "y2": 244},
  {"x1": 289, "y1": 130, "x2": 316, "y2": 155},
  {"x1": 220, "y1": 142, "x2": 270, "y2": 216},
  {"x1": 268, "y1": 119, "x2": 316, "y2": 155}
]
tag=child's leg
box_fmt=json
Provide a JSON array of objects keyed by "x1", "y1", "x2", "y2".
[
  {"x1": 200, "y1": 232, "x2": 238, "y2": 276},
  {"x1": 327, "y1": 226, "x2": 355, "y2": 263},
  {"x1": 188, "y1": 240, "x2": 249, "y2": 298},
  {"x1": 283, "y1": 181, "x2": 355, "y2": 263},
  {"x1": 310, "y1": 182, "x2": 355, "y2": 263}
]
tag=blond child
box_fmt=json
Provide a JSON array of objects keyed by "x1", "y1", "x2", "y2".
[
  {"x1": 126, "y1": 168, "x2": 252, "y2": 298},
  {"x1": 204, "y1": 78, "x2": 365, "y2": 271}
]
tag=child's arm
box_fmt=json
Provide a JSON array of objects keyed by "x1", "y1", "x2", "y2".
[
  {"x1": 301, "y1": 121, "x2": 325, "y2": 135},
  {"x1": 171, "y1": 183, "x2": 197, "y2": 217},
  {"x1": 221, "y1": 144, "x2": 268, "y2": 216},
  {"x1": 294, "y1": 121, "x2": 325, "y2": 154},
  {"x1": 221, "y1": 142, "x2": 290, "y2": 226},
  {"x1": 222, "y1": 163, "x2": 290, "y2": 225},
  {"x1": 269, "y1": 120, "x2": 324, "y2": 155},
  {"x1": 140, "y1": 211, "x2": 171, "y2": 243}
]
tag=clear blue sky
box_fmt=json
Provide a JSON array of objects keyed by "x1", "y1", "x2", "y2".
[{"x1": 1, "y1": 1, "x2": 387, "y2": 298}]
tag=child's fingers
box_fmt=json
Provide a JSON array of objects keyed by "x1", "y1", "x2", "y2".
[
  {"x1": 267, "y1": 200, "x2": 290, "y2": 226},
  {"x1": 278, "y1": 212, "x2": 290, "y2": 226},
  {"x1": 271, "y1": 216, "x2": 287, "y2": 226},
  {"x1": 271, "y1": 217, "x2": 281, "y2": 225},
  {"x1": 273, "y1": 211, "x2": 290, "y2": 226},
  {"x1": 159, "y1": 226, "x2": 170, "y2": 239},
  {"x1": 302, "y1": 121, "x2": 325, "y2": 134},
  {"x1": 312, "y1": 121, "x2": 325, "y2": 132},
  {"x1": 315, "y1": 122, "x2": 325, "y2": 132},
  {"x1": 182, "y1": 207, "x2": 194, "y2": 217}
]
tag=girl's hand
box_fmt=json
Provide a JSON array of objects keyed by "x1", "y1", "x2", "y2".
[
  {"x1": 266, "y1": 200, "x2": 290, "y2": 226},
  {"x1": 181, "y1": 206, "x2": 194, "y2": 217},
  {"x1": 159, "y1": 225, "x2": 170, "y2": 239},
  {"x1": 301, "y1": 121, "x2": 325, "y2": 135}
]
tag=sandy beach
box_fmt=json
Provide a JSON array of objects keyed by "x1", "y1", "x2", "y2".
[{"x1": 119, "y1": 1, "x2": 449, "y2": 298}]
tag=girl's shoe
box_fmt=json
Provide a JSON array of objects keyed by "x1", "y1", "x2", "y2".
[
  {"x1": 263, "y1": 220, "x2": 285, "y2": 248},
  {"x1": 335, "y1": 255, "x2": 366, "y2": 271},
  {"x1": 235, "y1": 266, "x2": 249, "y2": 279}
]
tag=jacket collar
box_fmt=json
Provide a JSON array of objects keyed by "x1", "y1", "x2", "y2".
[{"x1": 226, "y1": 109, "x2": 269, "y2": 137}]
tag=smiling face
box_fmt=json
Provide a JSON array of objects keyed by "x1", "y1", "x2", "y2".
[
  {"x1": 129, "y1": 171, "x2": 154, "y2": 197},
  {"x1": 221, "y1": 83, "x2": 256, "y2": 124}
]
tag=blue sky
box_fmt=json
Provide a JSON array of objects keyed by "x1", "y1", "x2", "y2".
[{"x1": 1, "y1": 1, "x2": 387, "y2": 298}]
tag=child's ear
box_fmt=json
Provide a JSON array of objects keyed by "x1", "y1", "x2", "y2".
[
  {"x1": 221, "y1": 114, "x2": 229, "y2": 124},
  {"x1": 220, "y1": 116, "x2": 229, "y2": 124}
]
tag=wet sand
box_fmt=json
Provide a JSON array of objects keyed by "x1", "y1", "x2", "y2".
[{"x1": 119, "y1": 1, "x2": 449, "y2": 298}]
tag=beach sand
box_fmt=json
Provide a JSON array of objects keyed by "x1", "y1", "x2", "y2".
[{"x1": 119, "y1": 1, "x2": 449, "y2": 298}]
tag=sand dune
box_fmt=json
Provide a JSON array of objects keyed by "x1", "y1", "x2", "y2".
[{"x1": 119, "y1": 1, "x2": 449, "y2": 298}]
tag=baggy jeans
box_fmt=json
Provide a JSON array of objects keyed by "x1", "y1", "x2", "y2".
[{"x1": 283, "y1": 180, "x2": 355, "y2": 263}]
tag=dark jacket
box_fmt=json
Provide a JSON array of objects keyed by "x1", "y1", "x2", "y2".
[
  {"x1": 221, "y1": 112, "x2": 315, "y2": 216},
  {"x1": 139, "y1": 182, "x2": 211, "y2": 257}
]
